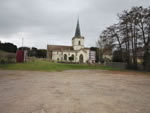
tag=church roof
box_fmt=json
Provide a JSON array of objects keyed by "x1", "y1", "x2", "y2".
[
  {"x1": 75, "y1": 18, "x2": 81, "y2": 37},
  {"x1": 47, "y1": 44, "x2": 90, "y2": 53},
  {"x1": 47, "y1": 45, "x2": 73, "y2": 51}
]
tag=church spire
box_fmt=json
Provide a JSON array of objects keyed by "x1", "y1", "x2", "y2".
[{"x1": 75, "y1": 18, "x2": 81, "y2": 37}]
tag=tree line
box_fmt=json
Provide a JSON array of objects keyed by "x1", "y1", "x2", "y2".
[
  {"x1": 0, "y1": 42, "x2": 46, "y2": 58},
  {"x1": 97, "y1": 6, "x2": 150, "y2": 71},
  {"x1": 18, "y1": 47, "x2": 47, "y2": 58},
  {"x1": 0, "y1": 42, "x2": 17, "y2": 53}
]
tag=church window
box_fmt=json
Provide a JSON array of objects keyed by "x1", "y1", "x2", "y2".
[{"x1": 78, "y1": 41, "x2": 81, "y2": 45}]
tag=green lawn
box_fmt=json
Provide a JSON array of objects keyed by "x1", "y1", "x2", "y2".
[{"x1": 0, "y1": 60, "x2": 123, "y2": 72}]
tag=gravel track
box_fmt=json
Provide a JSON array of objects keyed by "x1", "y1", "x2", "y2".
[{"x1": 0, "y1": 70, "x2": 150, "y2": 113}]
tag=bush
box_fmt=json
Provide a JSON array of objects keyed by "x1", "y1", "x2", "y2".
[
  {"x1": 7, "y1": 54, "x2": 16, "y2": 63},
  {"x1": 112, "y1": 50, "x2": 123, "y2": 62},
  {"x1": 0, "y1": 59, "x2": 5, "y2": 64},
  {"x1": 0, "y1": 50, "x2": 16, "y2": 64}
]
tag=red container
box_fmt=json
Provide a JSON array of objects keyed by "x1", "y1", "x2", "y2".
[{"x1": 16, "y1": 50, "x2": 24, "y2": 63}]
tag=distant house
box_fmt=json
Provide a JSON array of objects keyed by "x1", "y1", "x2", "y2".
[{"x1": 47, "y1": 19, "x2": 96, "y2": 63}]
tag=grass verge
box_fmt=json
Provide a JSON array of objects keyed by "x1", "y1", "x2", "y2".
[{"x1": 0, "y1": 60, "x2": 124, "y2": 72}]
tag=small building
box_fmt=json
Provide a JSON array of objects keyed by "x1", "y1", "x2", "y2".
[
  {"x1": 47, "y1": 19, "x2": 95, "y2": 63},
  {"x1": 16, "y1": 50, "x2": 24, "y2": 63}
]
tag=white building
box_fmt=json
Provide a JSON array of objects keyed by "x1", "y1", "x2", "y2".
[{"x1": 47, "y1": 19, "x2": 96, "y2": 63}]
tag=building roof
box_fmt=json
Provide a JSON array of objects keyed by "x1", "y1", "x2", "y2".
[
  {"x1": 72, "y1": 18, "x2": 85, "y2": 40},
  {"x1": 75, "y1": 18, "x2": 81, "y2": 37},
  {"x1": 47, "y1": 45, "x2": 73, "y2": 51},
  {"x1": 47, "y1": 45, "x2": 90, "y2": 53}
]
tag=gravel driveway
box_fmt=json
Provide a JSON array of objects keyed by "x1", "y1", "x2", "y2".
[{"x1": 0, "y1": 70, "x2": 150, "y2": 113}]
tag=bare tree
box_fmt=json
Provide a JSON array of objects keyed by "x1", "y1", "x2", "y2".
[{"x1": 97, "y1": 6, "x2": 150, "y2": 71}]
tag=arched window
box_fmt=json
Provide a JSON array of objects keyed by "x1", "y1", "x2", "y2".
[
  {"x1": 78, "y1": 41, "x2": 81, "y2": 45},
  {"x1": 64, "y1": 54, "x2": 67, "y2": 60}
]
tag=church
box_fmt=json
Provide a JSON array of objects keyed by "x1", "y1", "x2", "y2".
[{"x1": 47, "y1": 19, "x2": 95, "y2": 63}]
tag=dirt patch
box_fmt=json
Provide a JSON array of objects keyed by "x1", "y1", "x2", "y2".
[{"x1": 0, "y1": 70, "x2": 150, "y2": 113}]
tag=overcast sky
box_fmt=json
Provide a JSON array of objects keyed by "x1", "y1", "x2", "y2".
[{"x1": 0, "y1": 0, "x2": 149, "y2": 49}]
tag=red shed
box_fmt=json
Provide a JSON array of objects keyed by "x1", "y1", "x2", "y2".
[{"x1": 16, "y1": 50, "x2": 24, "y2": 63}]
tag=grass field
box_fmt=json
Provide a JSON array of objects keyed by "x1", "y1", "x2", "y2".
[{"x1": 0, "y1": 60, "x2": 123, "y2": 72}]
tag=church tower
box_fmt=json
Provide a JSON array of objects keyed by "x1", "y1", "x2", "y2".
[{"x1": 72, "y1": 18, "x2": 84, "y2": 50}]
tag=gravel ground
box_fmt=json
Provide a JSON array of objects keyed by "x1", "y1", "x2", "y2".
[{"x1": 0, "y1": 70, "x2": 150, "y2": 113}]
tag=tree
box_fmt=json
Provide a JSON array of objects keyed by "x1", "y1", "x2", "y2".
[
  {"x1": 112, "y1": 50, "x2": 123, "y2": 62},
  {"x1": 97, "y1": 6, "x2": 150, "y2": 71},
  {"x1": 97, "y1": 29, "x2": 114, "y2": 63},
  {"x1": 0, "y1": 42, "x2": 17, "y2": 53},
  {"x1": 36, "y1": 49, "x2": 47, "y2": 58},
  {"x1": 28, "y1": 47, "x2": 38, "y2": 57}
]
